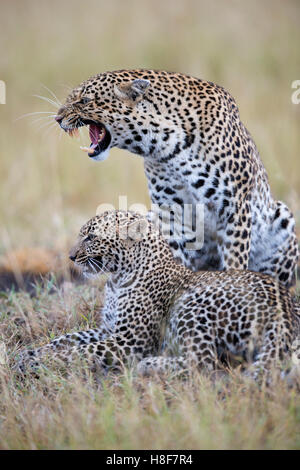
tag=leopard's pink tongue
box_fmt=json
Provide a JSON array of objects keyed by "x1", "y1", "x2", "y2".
[{"x1": 89, "y1": 124, "x2": 100, "y2": 147}]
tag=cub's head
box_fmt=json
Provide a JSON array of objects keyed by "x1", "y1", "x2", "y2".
[
  {"x1": 55, "y1": 69, "x2": 194, "y2": 161},
  {"x1": 69, "y1": 210, "x2": 151, "y2": 276}
]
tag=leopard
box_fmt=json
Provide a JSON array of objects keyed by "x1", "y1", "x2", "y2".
[
  {"x1": 54, "y1": 69, "x2": 299, "y2": 288},
  {"x1": 16, "y1": 211, "x2": 300, "y2": 382}
]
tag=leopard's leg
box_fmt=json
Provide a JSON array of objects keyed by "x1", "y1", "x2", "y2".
[
  {"x1": 249, "y1": 321, "x2": 292, "y2": 383},
  {"x1": 136, "y1": 349, "x2": 218, "y2": 377},
  {"x1": 249, "y1": 201, "x2": 298, "y2": 287},
  {"x1": 15, "y1": 325, "x2": 112, "y2": 374},
  {"x1": 48, "y1": 325, "x2": 112, "y2": 350},
  {"x1": 219, "y1": 196, "x2": 252, "y2": 271},
  {"x1": 16, "y1": 333, "x2": 148, "y2": 376},
  {"x1": 136, "y1": 328, "x2": 219, "y2": 377},
  {"x1": 136, "y1": 356, "x2": 187, "y2": 376},
  {"x1": 286, "y1": 337, "x2": 300, "y2": 385}
]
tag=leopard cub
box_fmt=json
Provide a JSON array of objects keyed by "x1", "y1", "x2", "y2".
[{"x1": 17, "y1": 211, "x2": 299, "y2": 381}]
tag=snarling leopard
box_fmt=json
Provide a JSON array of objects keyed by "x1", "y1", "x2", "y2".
[{"x1": 55, "y1": 69, "x2": 299, "y2": 287}]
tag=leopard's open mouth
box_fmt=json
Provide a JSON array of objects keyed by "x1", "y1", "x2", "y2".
[
  {"x1": 79, "y1": 123, "x2": 111, "y2": 159},
  {"x1": 63, "y1": 120, "x2": 112, "y2": 160}
]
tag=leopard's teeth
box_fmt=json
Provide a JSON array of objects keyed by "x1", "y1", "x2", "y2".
[
  {"x1": 98, "y1": 129, "x2": 105, "y2": 142},
  {"x1": 80, "y1": 146, "x2": 95, "y2": 154},
  {"x1": 68, "y1": 128, "x2": 79, "y2": 138}
]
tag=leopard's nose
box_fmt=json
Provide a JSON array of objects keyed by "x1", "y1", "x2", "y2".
[
  {"x1": 55, "y1": 115, "x2": 63, "y2": 123},
  {"x1": 69, "y1": 248, "x2": 77, "y2": 262},
  {"x1": 55, "y1": 106, "x2": 66, "y2": 124}
]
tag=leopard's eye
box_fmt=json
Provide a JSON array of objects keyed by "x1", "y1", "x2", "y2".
[{"x1": 81, "y1": 97, "x2": 92, "y2": 105}]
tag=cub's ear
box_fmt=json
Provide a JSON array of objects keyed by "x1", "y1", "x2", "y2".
[
  {"x1": 114, "y1": 79, "x2": 150, "y2": 102},
  {"x1": 119, "y1": 218, "x2": 149, "y2": 242}
]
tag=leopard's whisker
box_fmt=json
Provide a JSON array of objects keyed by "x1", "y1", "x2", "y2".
[
  {"x1": 89, "y1": 257, "x2": 109, "y2": 276},
  {"x1": 58, "y1": 128, "x2": 64, "y2": 141},
  {"x1": 40, "y1": 121, "x2": 61, "y2": 139},
  {"x1": 88, "y1": 259, "x2": 98, "y2": 274},
  {"x1": 14, "y1": 111, "x2": 56, "y2": 122},
  {"x1": 36, "y1": 120, "x2": 58, "y2": 132},
  {"x1": 89, "y1": 258, "x2": 102, "y2": 273},
  {"x1": 33, "y1": 94, "x2": 60, "y2": 108},
  {"x1": 41, "y1": 84, "x2": 62, "y2": 106},
  {"x1": 30, "y1": 115, "x2": 58, "y2": 126},
  {"x1": 58, "y1": 83, "x2": 73, "y2": 93}
]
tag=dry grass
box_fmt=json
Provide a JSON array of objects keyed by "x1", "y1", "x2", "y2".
[
  {"x1": 0, "y1": 0, "x2": 300, "y2": 450},
  {"x1": 0, "y1": 280, "x2": 299, "y2": 450}
]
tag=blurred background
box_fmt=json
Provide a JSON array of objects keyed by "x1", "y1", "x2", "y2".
[{"x1": 0, "y1": 0, "x2": 299, "y2": 281}]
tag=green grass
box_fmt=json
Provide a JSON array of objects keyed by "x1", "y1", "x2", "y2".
[{"x1": 0, "y1": 0, "x2": 299, "y2": 450}]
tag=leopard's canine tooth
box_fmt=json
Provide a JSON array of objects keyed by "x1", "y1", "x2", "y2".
[{"x1": 80, "y1": 146, "x2": 95, "y2": 154}]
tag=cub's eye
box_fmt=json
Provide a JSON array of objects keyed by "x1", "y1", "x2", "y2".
[
  {"x1": 85, "y1": 233, "x2": 97, "y2": 242},
  {"x1": 81, "y1": 97, "x2": 92, "y2": 105}
]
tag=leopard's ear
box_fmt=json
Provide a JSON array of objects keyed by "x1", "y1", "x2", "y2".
[{"x1": 114, "y1": 79, "x2": 150, "y2": 102}]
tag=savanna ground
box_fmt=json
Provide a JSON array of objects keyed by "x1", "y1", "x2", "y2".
[{"x1": 0, "y1": 0, "x2": 300, "y2": 450}]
